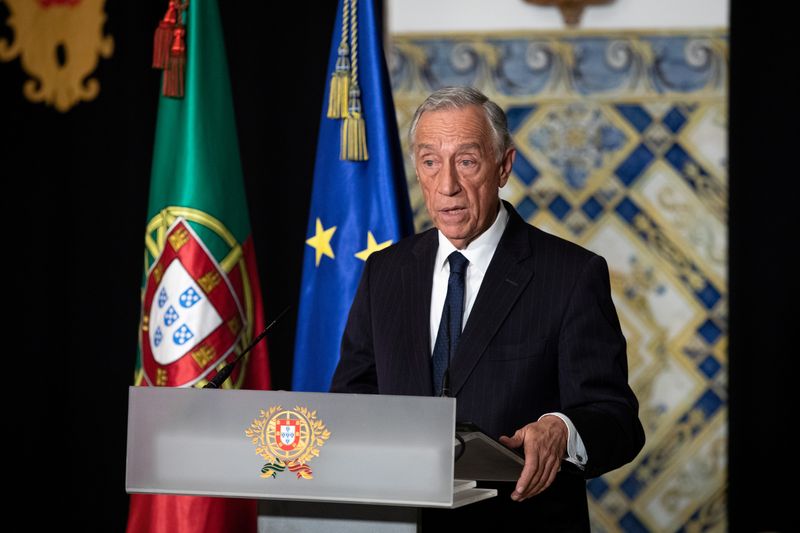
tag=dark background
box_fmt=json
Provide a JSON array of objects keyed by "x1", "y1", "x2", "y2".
[
  {"x1": 1, "y1": 0, "x2": 789, "y2": 530},
  {"x1": 728, "y1": 1, "x2": 791, "y2": 531}
]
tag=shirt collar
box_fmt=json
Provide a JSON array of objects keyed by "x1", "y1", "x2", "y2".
[{"x1": 435, "y1": 201, "x2": 509, "y2": 275}]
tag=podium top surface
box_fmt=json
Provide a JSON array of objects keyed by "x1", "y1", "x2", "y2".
[{"x1": 126, "y1": 387, "x2": 457, "y2": 507}]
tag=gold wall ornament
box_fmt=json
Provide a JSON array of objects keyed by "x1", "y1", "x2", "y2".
[
  {"x1": 524, "y1": 0, "x2": 614, "y2": 27},
  {"x1": 0, "y1": 0, "x2": 114, "y2": 112}
]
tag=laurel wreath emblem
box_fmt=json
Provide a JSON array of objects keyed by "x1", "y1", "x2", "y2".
[{"x1": 245, "y1": 405, "x2": 330, "y2": 479}]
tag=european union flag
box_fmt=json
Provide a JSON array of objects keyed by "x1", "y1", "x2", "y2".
[{"x1": 292, "y1": 0, "x2": 414, "y2": 392}]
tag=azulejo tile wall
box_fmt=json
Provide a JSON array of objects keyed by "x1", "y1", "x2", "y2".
[{"x1": 389, "y1": 30, "x2": 728, "y2": 532}]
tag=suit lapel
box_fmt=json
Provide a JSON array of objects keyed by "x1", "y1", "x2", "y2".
[
  {"x1": 401, "y1": 229, "x2": 438, "y2": 396},
  {"x1": 449, "y1": 204, "x2": 535, "y2": 396}
]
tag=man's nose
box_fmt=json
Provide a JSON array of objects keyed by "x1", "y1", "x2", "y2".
[{"x1": 437, "y1": 159, "x2": 461, "y2": 196}]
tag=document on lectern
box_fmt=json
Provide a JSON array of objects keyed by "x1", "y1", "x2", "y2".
[{"x1": 454, "y1": 422, "x2": 524, "y2": 482}]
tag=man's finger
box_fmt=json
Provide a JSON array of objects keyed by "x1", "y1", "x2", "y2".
[
  {"x1": 498, "y1": 435, "x2": 516, "y2": 447},
  {"x1": 521, "y1": 449, "x2": 549, "y2": 497},
  {"x1": 499, "y1": 432, "x2": 522, "y2": 448},
  {"x1": 512, "y1": 448, "x2": 540, "y2": 501},
  {"x1": 524, "y1": 455, "x2": 560, "y2": 498}
]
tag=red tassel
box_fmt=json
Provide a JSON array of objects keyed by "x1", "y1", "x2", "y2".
[
  {"x1": 153, "y1": 1, "x2": 178, "y2": 69},
  {"x1": 163, "y1": 24, "x2": 186, "y2": 98}
]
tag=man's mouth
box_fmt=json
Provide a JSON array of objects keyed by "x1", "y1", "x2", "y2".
[{"x1": 438, "y1": 207, "x2": 467, "y2": 223}]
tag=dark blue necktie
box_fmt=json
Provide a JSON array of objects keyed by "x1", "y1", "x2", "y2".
[{"x1": 432, "y1": 251, "x2": 469, "y2": 396}]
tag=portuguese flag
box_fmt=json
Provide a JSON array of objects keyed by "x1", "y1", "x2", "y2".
[{"x1": 127, "y1": 0, "x2": 270, "y2": 531}]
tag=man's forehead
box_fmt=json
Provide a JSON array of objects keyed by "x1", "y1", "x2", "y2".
[
  {"x1": 417, "y1": 106, "x2": 486, "y2": 128},
  {"x1": 414, "y1": 107, "x2": 491, "y2": 148},
  {"x1": 415, "y1": 141, "x2": 483, "y2": 153}
]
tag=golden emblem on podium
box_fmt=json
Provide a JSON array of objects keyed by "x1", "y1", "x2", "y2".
[{"x1": 245, "y1": 405, "x2": 330, "y2": 479}]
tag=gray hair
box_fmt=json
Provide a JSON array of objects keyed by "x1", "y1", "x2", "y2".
[{"x1": 408, "y1": 86, "x2": 513, "y2": 162}]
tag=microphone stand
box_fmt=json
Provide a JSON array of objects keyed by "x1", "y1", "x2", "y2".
[{"x1": 203, "y1": 305, "x2": 290, "y2": 389}]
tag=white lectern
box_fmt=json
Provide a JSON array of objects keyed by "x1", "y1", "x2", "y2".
[{"x1": 126, "y1": 387, "x2": 497, "y2": 532}]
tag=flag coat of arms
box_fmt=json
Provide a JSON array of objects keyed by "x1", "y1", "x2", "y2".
[
  {"x1": 292, "y1": 0, "x2": 414, "y2": 393},
  {"x1": 140, "y1": 219, "x2": 250, "y2": 387},
  {"x1": 127, "y1": 0, "x2": 270, "y2": 531}
]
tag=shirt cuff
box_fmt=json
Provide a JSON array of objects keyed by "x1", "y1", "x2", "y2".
[{"x1": 538, "y1": 412, "x2": 588, "y2": 469}]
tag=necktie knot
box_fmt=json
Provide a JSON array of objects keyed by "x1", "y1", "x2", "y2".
[{"x1": 448, "y1": 251, "x2": 469, "y2": 276}]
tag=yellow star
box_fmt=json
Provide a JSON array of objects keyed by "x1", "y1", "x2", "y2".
[
  {"x1": 306, "y1": 218, "x2": 337, "y2": 266},
  {"x1": 355, "y1": 231, "x2": 393, "y2": 262}
]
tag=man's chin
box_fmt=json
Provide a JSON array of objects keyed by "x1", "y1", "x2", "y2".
[
  {"x1": 438, "y1": 225, "x2": 466, "y2": 238},
  {"x1": 438, "y1": 227, "x2": 474, "y2": 248}
]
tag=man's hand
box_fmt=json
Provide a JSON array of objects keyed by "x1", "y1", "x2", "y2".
[{"x1": 499, "y1": 416, "x2": 568, "y2": 501}]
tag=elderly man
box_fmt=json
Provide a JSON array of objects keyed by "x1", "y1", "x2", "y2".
[{"x1": 331, "y1": 86, "x2": 644, "y2": 530}]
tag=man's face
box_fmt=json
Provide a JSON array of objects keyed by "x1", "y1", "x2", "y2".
[{"x1": 414, "y1": 105, "x2": 515, "y2": 249}]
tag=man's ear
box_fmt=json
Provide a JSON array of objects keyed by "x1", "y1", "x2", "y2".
[{"x1": 498, "y1": 147, "x2": 516, "y2": 188}]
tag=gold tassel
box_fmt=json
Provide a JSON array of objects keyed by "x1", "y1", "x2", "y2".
[
  {"x1": 327, "y1": 0, "x2": 351, "y2": 119},
  {"x1": 341, "y1": 83, "x2": 368, "y2": 161},
  {"x1": 327, "y1": 45, "x2": 350, "y2": 119},
  {"x1": 339, "y1": 0, "x2": 368, "y2": 161}
]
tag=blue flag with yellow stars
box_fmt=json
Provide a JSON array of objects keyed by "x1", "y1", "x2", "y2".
[{"x1": 292, "y1": 0, "x2": 414, "y2": 392}]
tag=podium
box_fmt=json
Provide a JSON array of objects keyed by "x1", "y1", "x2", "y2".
[{"x1": 126, "y1": 387, "x2": 498, "y2": 532}]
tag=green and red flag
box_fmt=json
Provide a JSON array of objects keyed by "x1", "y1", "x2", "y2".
[{"x1": 127, "y1": 0, "x2": 270, "y2": 531}]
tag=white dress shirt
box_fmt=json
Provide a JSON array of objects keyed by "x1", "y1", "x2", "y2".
[{"x1": 430, "y1": 201, "x2": 588, "y2": 468}]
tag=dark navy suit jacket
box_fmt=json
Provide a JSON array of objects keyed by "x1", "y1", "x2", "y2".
[{"x1": 331, "y1": 201, "x2": 645, "y2": 530}]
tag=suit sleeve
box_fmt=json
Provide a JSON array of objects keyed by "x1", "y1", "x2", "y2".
[
  {"x1": 330, "y1": 256, "x2": 379, "y2": 394},
  {"x1": 558, "y1": 254, "x2": 646, "y2": 478}
]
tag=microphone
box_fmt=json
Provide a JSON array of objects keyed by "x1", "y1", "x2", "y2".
[{"x1": 203, "y1": 305, "x2": 290, "y2": 389}]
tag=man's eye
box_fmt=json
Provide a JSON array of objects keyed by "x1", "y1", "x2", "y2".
[
  {"x1": 460, "y1": 159, "x2": 475, "y2": 167},
  {"x1": 423, "y1": 160, "x2": 435, "y2": 167}
]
